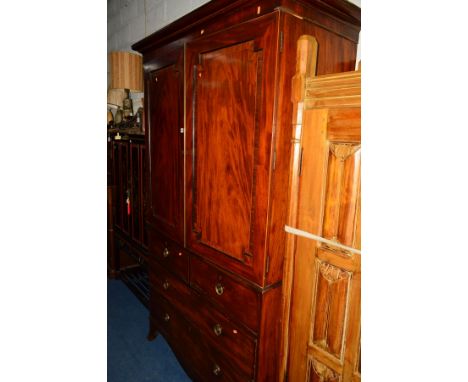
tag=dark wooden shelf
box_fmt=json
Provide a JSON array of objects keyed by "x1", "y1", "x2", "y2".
[
  {"x1": 120, "y1": 265, "x2": 150, "y2": 309},
  {"x1": 108, "y1": 127, "x2": 144, "y2": 136}
]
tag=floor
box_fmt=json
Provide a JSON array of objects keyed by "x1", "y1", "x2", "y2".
[{"x1": 107, "y1": 279, "x2": 192, "y2": 382}]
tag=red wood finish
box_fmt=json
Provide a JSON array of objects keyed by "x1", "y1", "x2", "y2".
[
  {"x1": 133, "y1": 0, "x2": 359, "y2": 56},
  {"x1": 190, "y1": 255, "x2": 261, "y2": 332},
  {"x1": 113, "y1": 141, "x2": 128, "y2": 233},
  {"x1": 107, "y1": 185, "x2": 117, "y2": 278},
  {"x1": 257, "y1": 285, "x2": 283, "y2": 381},
  {"x1": 146, "y1": 64, "x2": 183, "y2": 243},
  {"x1": 133, "y1": 1, "x2": 360, "y2": 381},
  {"x1": 151, "y1": 294, "x2": 252, "y2": 381},
  {"x1": 140, "y1": 145, "x2": 148, "y2": 247},
  {"x1": 186, "y1": 13, "x2": 278, "y2": 285},
  {"x1": 150, "y1": 258, "x2": 191, "y2": 302},
  {"x1": 194, "y1": 41, "x2": 259, "y2": 263},
  {"x1": 108, "y1": 135, "x2": 148, "y2": 276},
  {"x1": 148, "y1": 229, "x2": 189, "y2": 282},
  {"x1": 130, "y1": 143, "x2": 142, "y2": 243},
  {"x1": 185, "y1": 292, "x2": 258, "y2": 379},
  {"x1": 150, "y1": 260, "x2": 258, "y2": 378}
]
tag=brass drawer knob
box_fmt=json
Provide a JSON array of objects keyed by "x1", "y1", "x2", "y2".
[
  {"x1": 215, "y1": 283, "x2": 224, "y2": 296},
  {"x1": 163, "y1": 247, "x2": 170, "y2": 258},
  {"x1": 163, "y1": 280, "x2": 170, "y2": 290},
  {"x1": 212, "y1": 364, "x2": 221, "y2": 376},
  {"x1": 164, "y1": 313, "x2": 170, "y2": 322},
  {"x1": 213, "y1": 323, "x2": 222, "y2": 336}
]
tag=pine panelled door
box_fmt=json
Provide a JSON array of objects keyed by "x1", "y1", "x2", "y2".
[{"x1": 281, "y1": 36, "x2": 361, "y2": 382}]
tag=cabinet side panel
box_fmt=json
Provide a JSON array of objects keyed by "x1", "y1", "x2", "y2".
[
  {"x1": 257, "y1": 285, "x2": 282, "y2": 382},
  {"x1": 265, "y1": 12, "x2": 358, "y2": 286}
]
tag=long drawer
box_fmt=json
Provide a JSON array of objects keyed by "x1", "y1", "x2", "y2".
[
  {"x1": 152, "y1": 294, "x2": 253, "y2": 382},
  {"x1": 150, "y1": 260, "x2": 257, "y2": 378},
  {"x1": 190, "y1": 255, "x2": 261, "y2": 332}
]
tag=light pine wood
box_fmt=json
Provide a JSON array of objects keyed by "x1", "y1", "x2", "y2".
[
  {"x1": 281, "y1": 35, "x2": 361, "y2": 382},
  {"x1": 279, "y1": 35, "x2": 318, "y2": 382}
]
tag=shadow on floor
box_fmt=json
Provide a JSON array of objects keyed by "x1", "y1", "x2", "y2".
[{"x1": 108, "y1": 279, "x2": 192, "y2": 382}]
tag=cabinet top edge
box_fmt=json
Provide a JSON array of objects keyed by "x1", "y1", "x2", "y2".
[{"x1": 131, "y1": 0, "x2": 360, "y2": 54}]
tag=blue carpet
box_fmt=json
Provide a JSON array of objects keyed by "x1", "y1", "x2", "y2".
[{"x1": 108, "y1": 279, "x2": 192, "y2": 382}]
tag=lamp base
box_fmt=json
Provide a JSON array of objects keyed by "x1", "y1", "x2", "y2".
[{"x1": 123, "y1": 97, "x2": 133, "y2": 119}]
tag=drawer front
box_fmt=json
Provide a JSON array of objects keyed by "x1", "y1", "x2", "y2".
[
  {"x1": 151, "y1": 260, "x2": 257, "y2": 377},
  {"x1": 190, "y1": 256, "x2": 260, "y2": 332},
  {"x1": 189, "y1": 292, "x2": 257, "y2": 378},
  {"x1": 149, "y1": 233, "x2": 188, "y2": 282},
  {"x1": 152, "y1": 295, "x2": 252, "y2": 382},
  {"x1": 150, "y1": 259, "x2": 191, "y2": 303}
]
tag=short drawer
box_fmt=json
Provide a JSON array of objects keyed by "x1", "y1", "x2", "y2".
[
  {"x1": 149, "y1": 260, "x2": 191, "y2": 304},
  {"x1": 190, "y1": 256, "x2": 261, "y2": 332},
  {"x1": 189, "y1": 292, "x2": 257, "y2": 378},
  {"x1": 149, "y1": 233, "x2": 188, "y2": 282},
  {"x1": 152, "y1": 295, "x2": 252, "y2": 382}
]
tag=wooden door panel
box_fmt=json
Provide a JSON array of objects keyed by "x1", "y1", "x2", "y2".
[
  {"x1": 130, "y1": 143, "x2": 141, "y2": 244},
  {"x1": 140, "y1": 145, "x2": 148, "y2": 248},
  {"x1": 113, "y1": 143, "x2": 122, "y2": 230},
  {"x1": 186, "y1": 14, "x2": 278, "y2": 283},
  {"x1": 194, "y1": 41, "x2": 261, "y2": 263},
  {"x1": 283, "y1": 36, "x2": 361, "y2": 382},
  {"x1": 311, "y1": 260, "x2": 351, "y2": 360},
  {"x1": 147, "y1": 64, "x2": 182, "y2": 241},
  {"x1": 114, "y1": 142, "x2": 130, "y2": 234},
  {"x1": 121, "y1": 143, "x2": 130, "y2": 234},
  {"x1": 322, "y1": 144, "x2": 361, "y2": 247}
]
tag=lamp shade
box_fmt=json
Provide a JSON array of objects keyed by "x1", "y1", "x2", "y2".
[
  {"x1": 107, "y1": 88, "x2": 126, "y2": 108},
  {"x1": 109, "y1": 51, "x2": 143, "y2": 92}
]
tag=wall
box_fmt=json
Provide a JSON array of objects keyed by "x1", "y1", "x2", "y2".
[
  {"x1": 107, "y1": 0, "x2": 361, "y2": 83},
  {"x1": 107, "y1": 0, "x2": 210, "y2": 53},
  {"x1": 108, "y1": 0, "x2": 360, "y2": 53}
]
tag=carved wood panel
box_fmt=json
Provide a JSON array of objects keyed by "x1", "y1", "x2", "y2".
[
  {"x1": 284, "y1": 36, "x2": 361, "y2": 382},
  {"x1": 322, "y1": 144, "x2": 361, "y2": 248},
  {"x1": 308, "y1": 358, "x2": 341, "y2": 382},
  {"x1": 311, "y1": 260, "x2": 351, "y2": 360}
]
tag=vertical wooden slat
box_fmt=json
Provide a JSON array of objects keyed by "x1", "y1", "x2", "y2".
[
  {"x1": 279, "y1": 35, "x2": 318, "y2": 382},
  {"x1": 288, "y1": 107, "x2": 329, "y2": 381}
]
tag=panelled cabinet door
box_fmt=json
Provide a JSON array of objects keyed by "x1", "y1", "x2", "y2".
[
  {"x1": 286, "y1": 37, "x2": 361, "y2": 382},
  {"x1": 146, "y1": 63, "x2": 183, "y2": 242},
  {"x1": 113, "y1": 141, "x2": 130, "y2": 234},
  {"x1": 130, "y1": 143, "x2": 142, "y2": 244},
  {"x1": 185, "y1": 14, "x2": 279, "y2": 284},
  {"x1": 140, "y1": 145, "x2": 148, "y2": 248}
]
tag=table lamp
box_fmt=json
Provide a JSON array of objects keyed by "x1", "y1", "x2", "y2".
[{"x1": 108, "y1": 51, "x2": 143, "y2": 120}]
